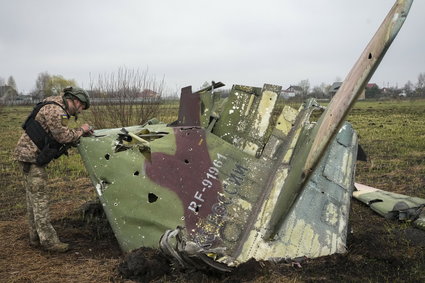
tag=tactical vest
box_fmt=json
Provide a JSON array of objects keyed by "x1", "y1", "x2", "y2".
[{"x1": 22, "y1": 101, "x2": 70, "y2": 166}]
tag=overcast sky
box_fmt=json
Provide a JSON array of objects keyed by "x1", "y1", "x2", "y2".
[{"x1": 1, "y1": 0, "x2": 424, "y2": 94}]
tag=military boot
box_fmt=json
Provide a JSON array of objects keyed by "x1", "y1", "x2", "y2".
[{"x1": 44, "y1": 242, "x2": 70, "y2": 253}]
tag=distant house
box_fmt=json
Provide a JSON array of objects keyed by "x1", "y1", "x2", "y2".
[
  {"x1": 138, "y1": 89, "x2": 159, "y2": 98},
  {"x1": 0, "y1": 85, "x2": 18, "y2": 102},
  {"x1": 281, "y1": 85, "x2": 303, "y2": 99},
  {"x1": 366, "y1": 83, "x2": 379, "y2": 89},
  {"x1": 329, "y1": 81, "x2": 365, "y2": 100}
]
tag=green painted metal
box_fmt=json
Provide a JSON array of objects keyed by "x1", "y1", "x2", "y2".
[
  {"x1": 264, "y1": 0, "x2": 413, "y2": 239},
  {"x1": 79, "y1": 124, "x2": 185, "y2": 251},
  {"x1": 78, "y1": 88, "x2": 357, "y2": 266},
  {"x1": 353, "y1": 183, "x2": 425, "y2": 231},
  {"x1": 76, "y1": 0, "x2": 414, "y2": 270}
]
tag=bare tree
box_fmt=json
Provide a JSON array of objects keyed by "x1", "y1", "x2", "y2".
[
  {"x1": 89, "y1": 67, "x2": 164, "y2": 129},
  {"x1": 7, "y1": 76, "x2": 17, "y2": 91},
  {"x1": 311, "y1": 86, "x2": 325, "y2": 99},
  {"x1": 35, "y1": 72, "x2": 51, "y2": 98},
  {"x1": 403, "y1": 80, "x2": 414, "y2": 97},
  {"x1": 416, "y1": 73, "x2": 425, "y2": 96},
  {"x1": 417, "y1": 73, "x2": 425, "y2": 88},
  {"x1": 298, "y1": 79, "x2": 310, "y2": 98}
]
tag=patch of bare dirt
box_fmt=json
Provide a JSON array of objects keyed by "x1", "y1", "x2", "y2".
[
  {"x1": 0, "y1": 182, "x2": 124, "y2": 283},
  {"x1": 2, "y1": 179, "x2": 425, "y2": 282}
]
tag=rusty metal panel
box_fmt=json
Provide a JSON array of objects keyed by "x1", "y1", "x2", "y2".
[{"x1": 174, "y1": 86, "x2": 201, "y2": 126}]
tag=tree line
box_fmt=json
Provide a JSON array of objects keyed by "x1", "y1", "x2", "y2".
[
  {"x1": 0, "y1": 69, "x2": 165, "y2": 128},
  {"x1": 295, "y1": 73, "x2": 425, "y2": 99},
  {"x1": 2, "y1": 71, "x2": 425, "y2": 101}
]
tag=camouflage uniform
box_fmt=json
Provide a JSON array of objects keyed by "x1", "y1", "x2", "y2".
[{"x1": 14, "y1": 95, "x2": 85, "y2": 250}]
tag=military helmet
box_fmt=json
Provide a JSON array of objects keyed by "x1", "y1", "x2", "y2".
[{"x1": 63, "y1": 86, "x2": 90, "y2": 109}]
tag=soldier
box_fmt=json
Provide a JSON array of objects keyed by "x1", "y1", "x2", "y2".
[{"x1": 14, "y1": 86, "x2": 93, "y2": 252}]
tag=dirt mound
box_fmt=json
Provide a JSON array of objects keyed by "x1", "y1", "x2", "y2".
[
  {"x1": 116, "y1": 201, "x2": 425, "y2": 282},
  {"x1": 118, "y1": 248, "x2": 275, "y2": 283},
  {"x1": 118, "y1": 248, "x2": 172, "y2": 282}
]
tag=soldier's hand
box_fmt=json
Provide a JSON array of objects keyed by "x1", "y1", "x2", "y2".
[{"x1": 80, "y1": 124, "x2": 94, "y2": 136}]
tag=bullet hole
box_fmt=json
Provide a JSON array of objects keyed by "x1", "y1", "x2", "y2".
[
  {"x1": 369, "y1": 199, "x2": 383, "y2": 204},
  {"x1": 105, "y1": 153, "x2": 110, "y2": 160},
  {"x1": 148, "y1": 193, "x2": 158, "y2": 203},
  {"x1": 134, "y1": 171, "x2": 140, "y2": 176},
  {"x1": 195, "y1": 205, "x2": 200, "y2": 212},
  {"x1": 184, "y1": 159, "x2": 190, "y2": 164},
  {"x1": 368, "y1": 53, "x2": 372, "y2": 59}
]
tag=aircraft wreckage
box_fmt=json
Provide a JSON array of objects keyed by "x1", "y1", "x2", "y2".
[{"x1": 78, "y1": 0, "x2": 419, "y2": 271}]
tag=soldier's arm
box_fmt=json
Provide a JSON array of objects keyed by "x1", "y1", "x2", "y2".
[{"x1": 39, "y1": 104, "x2": 84, "y2": 144}]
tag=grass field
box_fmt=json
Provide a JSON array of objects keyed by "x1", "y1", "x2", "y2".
[
  {"x1": 0, "y1": 99, "x2": 424, "y2": 282},
  {"x1": 349, "y1": 99, "x2": 425, "y2": 197}
]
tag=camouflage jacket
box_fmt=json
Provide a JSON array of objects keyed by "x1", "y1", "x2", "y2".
[{"x1": 14, "y1": 96, "x2": 85, "y2": 163}]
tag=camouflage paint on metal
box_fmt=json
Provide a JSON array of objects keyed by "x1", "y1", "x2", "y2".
[
  {"x1": 78, "y1": 85, "x2": 356, "y2": 264},
  {"x1": 237, "y1": 123, "x2": 358, "y2": 262},
  {"x1": 354, "y1": 183, "x2": 425, "y2": 231},
  {"x1": 212, "y1": 84, "x2": 280, "y2": 157},
  {"x1": 77, "y1": 0, "x2": 414, "y2": 269},
  {"x1": 264, "y1": 0, "x2": 414, "y2": 239}
]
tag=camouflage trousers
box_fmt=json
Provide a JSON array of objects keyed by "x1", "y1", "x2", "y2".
[{"x1": 21, "y1": 162, "x2": 61, "y2": 247}]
